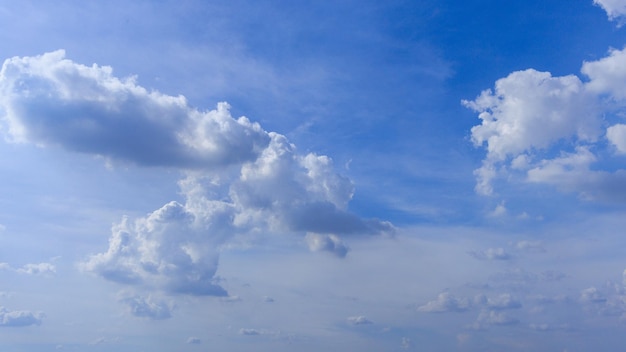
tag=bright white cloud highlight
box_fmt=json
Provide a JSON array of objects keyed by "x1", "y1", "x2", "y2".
[{"x1": 465, "y1": 46, "x2": 626, "y2": 200}]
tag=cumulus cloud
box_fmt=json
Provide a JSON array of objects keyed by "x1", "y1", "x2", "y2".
[
  {"x1": 515, "y1": 240, "x2": 545, "y2": 253},
  {"x1": 594, "y1": 0, "x2": 626, "y2": 22},
  {"x1": 0, "y1": 50, "x2": 394, "y2": 298},
  {"x1": 186, "y1": 337, "x2": 201, "y2": 344},
  {"x1": 580, "y1": 287, "x2": 608, "y2": 303},
  {"x1": 347, "y1": 315, "x2": 373, "y2": 325},
  {"x1": 606, "y1": 124, "x2": 626, "y2": 153},
  {"x1": 0, "y1": 50, "x2": 269, "y2": 168},
  {"x1": 118, "y1": 293, "x2": 172, "y2": 320},
  {"x1": 0, "y1": 262, "x2": 56, "y2": 275},
  {"x1": 305, "y1": 233, "x2": 349, "y2": 257},
  {"x1": 239, "y1": 328, "x2": 261, "y2": 336},
  {"x1": 82, "y1": 200, "x2": 230, "y2": 296},
  {"x1": 0, "y1": 307, "x2": 44, "y2": 327},
  {"x1": 475, "y1": 309, "x2": 518, "y2": 326},
  {"x1": 465, "y1": 46, "x2": 626, "y2": 201},
  {"x1": 485, "y1": 293, "x2": 522, "y2": 310},
  {"x1": 417, "y1": 292, "x2": 471, "y2": 313},
  {"x1": 469, "y1": 247, "x2": 511, "y2": 261},
  {"x1": 16, "y1": 262, "x2": 56, "y2": 275},
  {"x1": 81, "y1": 159, "x2": 391, "y2": 296}
]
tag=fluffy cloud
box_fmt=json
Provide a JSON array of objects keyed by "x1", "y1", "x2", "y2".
[
  {"x1": 186, "y1": 337, "x2": 201, "y2": 344},
  {"x1": 474, "y1": 309, "x2": 518, "y2": 326},
  {"x1": 0, "y1": 50, "x2": 269, "y2": 168},
  {"x1": 239, "y1": 328, "x2": 261, "y2": 336},
  {"x1": 118, "y1": 293, "x2": 172, "y2": 320},
  {"x1": 305, "y1": 233, "x2": 349, "y2": 257},
  {"x1": 469, "y1": 247, "x2": 511, "y2": 261},
  {"x1": 485, "y1": 293, "x2": 522, "y2": 310},
  {"x1": 0, "y1": 307, "x2": 44, "y2": 327},
  {"x1": 16, "y1": 263, "x2": 56, "y2": 275},
  {"x1": 0, "y1": 262, "x2": 56, "y2": 275},
  {"x1": 465, "y1": 46, "x2": 626, "y2": 200},
  {"x1": 417, "y1": 292, "x2": 471, "y2": 313},
  {"x1": 0, "y1": 49, "x2": 394, "y2": 299},
  {"x1": 82, "y1": 200, "x2": 230, "y2": 296},
  {"x1": 594, "y1": 0, "x2": 626, "y2": 22},
  {"x1": 347, "y1": 316, "x2": 373, "y2": 325}
]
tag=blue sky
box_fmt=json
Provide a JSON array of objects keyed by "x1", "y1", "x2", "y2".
[{"x1": 1, "y1": 0, "x2": 626, "y2": 351}]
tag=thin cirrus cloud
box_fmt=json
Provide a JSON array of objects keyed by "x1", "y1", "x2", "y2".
[
  {"x1": 0, "y1": 50, "x2": 394, "y2": 300},
  {"x1": 464, "y1": 47, "x2": 626, "y2": 201}
]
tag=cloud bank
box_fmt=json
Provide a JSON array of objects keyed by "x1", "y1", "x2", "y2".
[
  {"x1": 0, "y1": 51, "x2": 393, "y2": 299},
  {"x1": 465, "y1": 47, "x2": 626, "y2": 201}
]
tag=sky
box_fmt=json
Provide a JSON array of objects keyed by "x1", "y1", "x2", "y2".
[{"x1": 1, "y1": 0, "x2": 626, "y2": 351}]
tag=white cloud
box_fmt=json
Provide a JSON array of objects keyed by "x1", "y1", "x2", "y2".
[
  {"x1": 5, "y1": 49, "x2": 395, "y2": 298},
  {"x1": 0, "y1": 262, "x2": 56, "y2": 275},
  {"x1": 465, "y1": 47, "x2": 626, "y2": 200},
  {"x1": 469, "y1": 247, "x2": 511, "y2": 261},
  {"x1": 417, "y1": 292, "x2": 471, "y2": 313},
  {"x1": 485, "y1": 293, "x2": 522, "y2": 310},
  {"x1": 239, "y1": 328, "x2": 260, "y2": 336},
  {"x1": 118, "y1": 293, "x2": 172, "y2": 320},
  {"x1": 606, "y1": 124, "x2": 626, "y2": 153},
  {"x1": 0, "y1": 50, "x2": 270, "y2": 169},
  {"x1": 305, "y1": 233, "x2": 349, "y2": 257},
  {"x1": 186, "y1": 337, "x2": 201, "y2": 344},
  {"x1": 0, "y1": 307, "x2": 44, "y2": 327},
  {"x1": 82, "y1": 200, "x2": 230, "y2": 296},
  {"x1": 475, "y1": 309, "x2": 518, "y2": 326},
  {"x1": 16, "y1": 262, "x2": 55, "y2": 275},
  {"x1": 580, "y1": 287, "x2": 608, "y2": 303},
  {"x1": 464, "y1": 69, "x2": 598, "y2": 163},
  {"x1": 515, "y1": 240, "x2": 545, "y2": 253},
  {"x1": 594, "y1": 0, "x2": 626, "y2": 22},
  {"x1": 347, "y1": 315, "x2": 373, "y2": 325}
]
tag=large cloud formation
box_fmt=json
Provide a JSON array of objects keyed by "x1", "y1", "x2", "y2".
[
  {"x1": 0, "y1": 50, "x2": 269, "y2": 168},
  {"x1": 0, "y1": 51, "x2": 393, "y2": 298},
  {"x1": 464, "y1": 47, "x2": 626, "y2": 201}
]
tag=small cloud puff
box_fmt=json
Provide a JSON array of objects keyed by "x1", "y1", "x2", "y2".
[
  {"x1": 17, "y1": 263, "x2": 56, "y2": 275},
  {"x1": 186, "y1": 337, "x2": 201, "y2": 344},
  {"x1": 417, "y1": 292, "x2": 471, "y2": 313},
  {"x1": 347, "y1": 316, "x2": 373, "y2": 325},
  {"x1": 475, "y1": 309, "x2": 518, "y2": 326},
  {"x1": 306, "y1": 233, "x2": 349, "y2": 257},
  {"x1": 118, "y1": 293, "x2": 172, "y2": 320},
  {"x1": 469, "y1": 247, "x2": 511, "y2": 261},
  {"x1": 239, "y1": 328, "x2": 261, "y2": 336}
]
